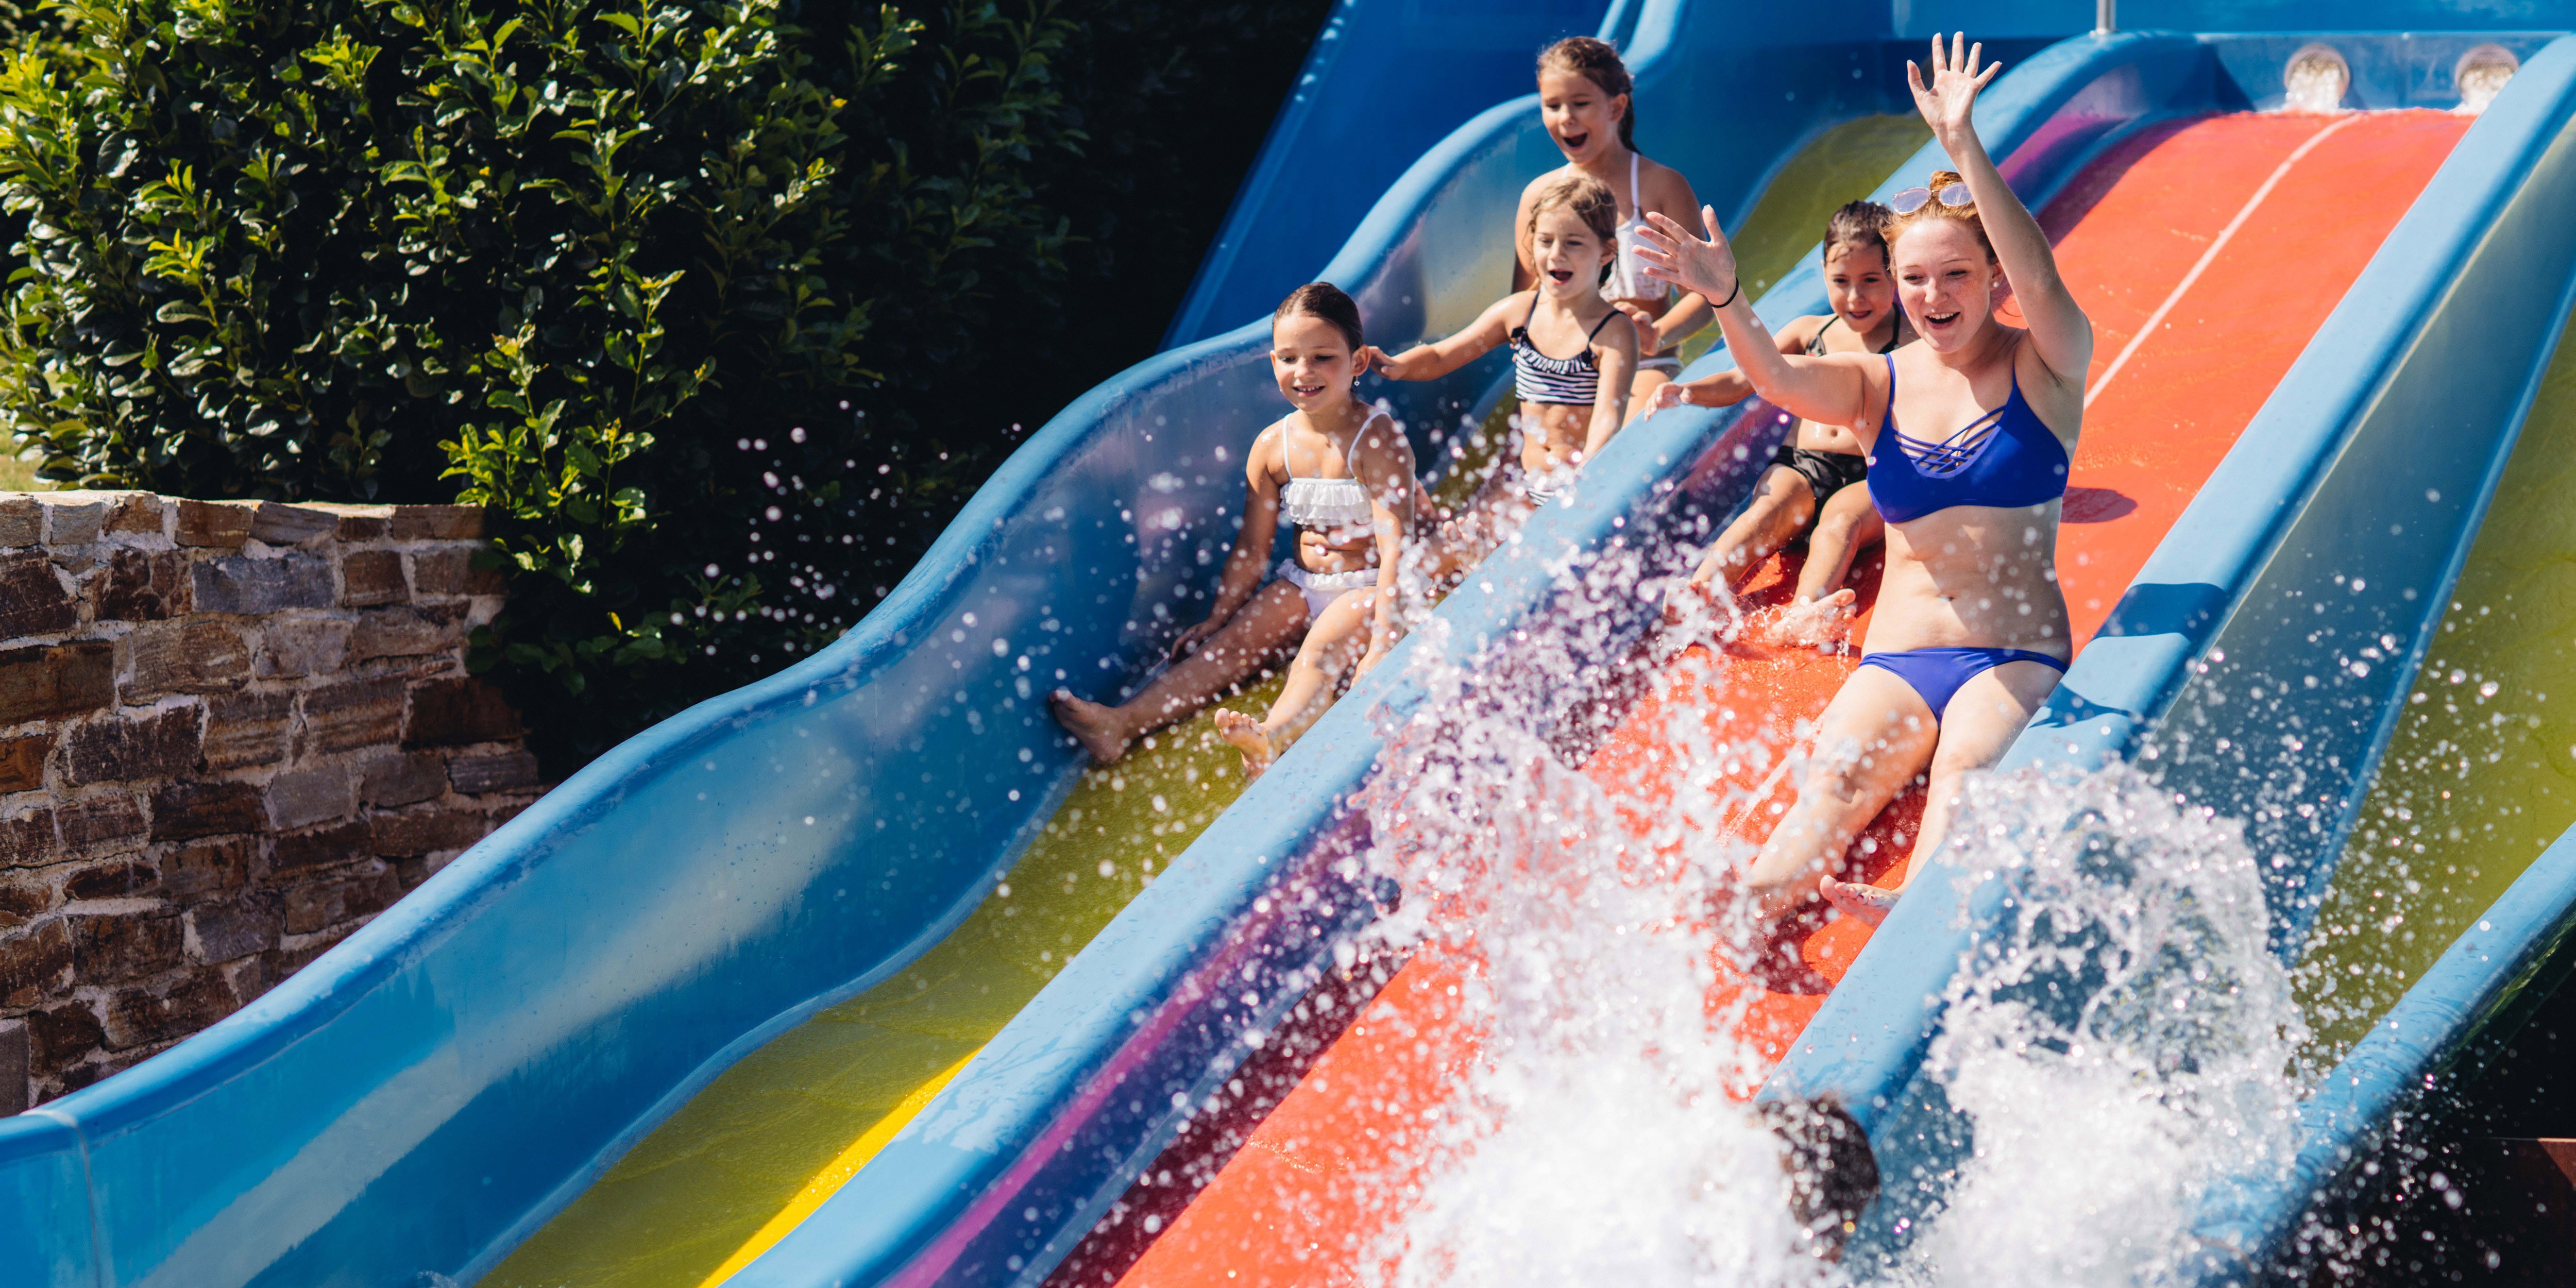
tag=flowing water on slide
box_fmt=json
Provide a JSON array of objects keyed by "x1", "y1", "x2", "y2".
[
  {"x1": 1066, "y1": 109, "x2": 2472, "y2": 1288},
  {"x1": 489, "y1": 111, "x2": 1927, "y2": 1288}
]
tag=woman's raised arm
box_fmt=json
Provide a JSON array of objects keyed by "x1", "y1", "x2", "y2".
[
  {"x1": 1633, "y1": 210, "x2": 1873, "y2": 429},
  {"x1": 1911, "y1": 33, "x2": 2091, "y2": 389}
]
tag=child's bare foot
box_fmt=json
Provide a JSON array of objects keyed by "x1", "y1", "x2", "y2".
[
  {"x1": 1763, "y1": 589, "x2": 1859, "y2": 650},
  {"x1": 1049, "y1": 689, "x2": 1131, "y2": 764},
  {"x1": 1819, "y1": 874, "x2": 1902, "y2": 927},
  {"x1": 1657, "y1": 577, "x2": 1744, "y2": 657},
  {"x1": 1213, "y1": 709, "x2": 1279, "y2": 780}
]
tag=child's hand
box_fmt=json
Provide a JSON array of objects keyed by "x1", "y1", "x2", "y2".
[
  {"x1": 1647, "y1": 382, "x2": 1691, "y2": 417},
  {"x1": 1909, "y1": 33, "x2": 2001, "y2": 151},
  {"x1": 1170, "y1": 617, "x2": 1222, "y2": 660},
  {"x1": 1613, "y1": 299, "x2": 1662, "y2": 346},
  {"x1": 1355, "y1": 344, "x2": 1400, "y2": 380}
]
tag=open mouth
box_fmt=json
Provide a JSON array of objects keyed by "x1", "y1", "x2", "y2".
[
  {"x1": 1559, "y1": 130, "x2": 1589, "y2": 152},
  {"x1": 1546, "y1": 268, "x2": 1574, "y2": 285},
  {"x1": 1292, "y1": 383, "x2": 1327, "y2": 398},
  {"x1": 1924, "y1": 311, "x2": 1961, "y2": 328}
]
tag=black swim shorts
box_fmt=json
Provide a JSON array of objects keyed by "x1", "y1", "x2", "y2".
[{"x1": 1768, "y1": 439, "x2": 1869, "y2": 506}]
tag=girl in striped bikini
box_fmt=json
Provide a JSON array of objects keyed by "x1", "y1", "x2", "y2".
[{"x1": 1362, "y1": 172, "x2": 1640, "y2": 571}]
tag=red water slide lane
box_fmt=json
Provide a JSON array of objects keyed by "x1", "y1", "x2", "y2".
[{"x1": 1049, "y1": 110, "x2": 2468, "y2": 1288}]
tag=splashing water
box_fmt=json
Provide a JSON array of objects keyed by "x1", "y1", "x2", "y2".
[
  {"x1": 1891, "y1": 767, "x2": 2308, "y2": 1287},
  {"x1": 1333, "y1": 520, "x2": 2309, "y2": 1287}
]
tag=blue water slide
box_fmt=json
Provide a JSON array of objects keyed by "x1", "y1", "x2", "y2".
[
  {"x1": 0, "y1": 1, "x2": 1918, "y2": 1285},
  {"x1": 726, "y1": 31, "x2": 2242, "y2": 1288},
  {"x1": 1159, "y1": 0, "x2": 1613, "y2": 349},
  {"x1": 1767, "y1": 28, "x2": 2576, "y2": 1266}
]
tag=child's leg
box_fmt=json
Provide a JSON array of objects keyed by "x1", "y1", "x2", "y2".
[
  {"x1": 1663, "y1": 464, "x2": 1815, "y2": 624},
  {"x1": 1215, "y1": 587, "x2": 1376, "y2": 779},
  {"x1": 1051, "y1": 579, "x2": 1309, "y2": 762},
  {"x1": 1767, "y1": 482, "x2": 1880, "y2": 648}
]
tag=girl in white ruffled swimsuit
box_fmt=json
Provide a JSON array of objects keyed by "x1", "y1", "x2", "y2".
[{"x1": 1052, "y1": 284, "x2": 1416, "y2": 775}]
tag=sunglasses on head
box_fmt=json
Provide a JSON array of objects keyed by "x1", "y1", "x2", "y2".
[{"x1": 1890, "y1": 182, "x2": 1973, "y2": 215}]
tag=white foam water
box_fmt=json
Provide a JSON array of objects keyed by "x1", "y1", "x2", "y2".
[{"x1": 1336, "y1": 528, "x2": 2312, "y2": 1288}]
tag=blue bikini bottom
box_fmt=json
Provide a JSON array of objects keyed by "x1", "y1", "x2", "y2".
[{"x1": 1858, "y1": 646, "x2": 2068, "y2": 721}]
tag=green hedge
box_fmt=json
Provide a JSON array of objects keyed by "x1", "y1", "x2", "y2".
[{"x1": 0, "y1": 0, "x2": 1324, "y2": 769}]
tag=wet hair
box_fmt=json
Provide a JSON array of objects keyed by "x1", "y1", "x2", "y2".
[
  {"x1": 1757, "y1": 1097, "x2": 1881, "y2": 1256},
  {"x1": 1821, "y1": 199, "x2": 1893, "y2": 270},
  {"x1": 1537, "y1": 37, "x2": 1636, "y2": 149},
  {"x1": 1273, "y1": 282, "x2": 1364, "y2": 352},
  {"x1": 1887, "y1": 170, "x2": 1995, "y2": 261},
  {"x1": 1528, "y1": 172, "x2": 1621, "y2": 284}
]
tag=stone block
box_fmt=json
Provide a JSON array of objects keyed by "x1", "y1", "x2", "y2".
[
  {"x1": 283, "y1": 870, "x2": 400, "y2": 935},
  {"x1": 361, "y1": 753, "x2": 447, "y2": 808},
  {"x1": 62, "y1": 707, "x2": 202, "y2": 785},
  {"x1": 191, "y1": 553, "x2": 333, "y2": 614},
  {"x1": 104, "y1": 973, "x2": 238, "y2": 1049},
  {"x1": 163, "y1": 837, "x2": 250, "y2": 902},
  {"x1": 321, "y1": 505, "x2": 392, "y2": 541},
  {"x1": 0, "y1": 734, "x2": 45, "y2": 793},
  {"x1": 388, "y1": 506, "x2": 484, "y2": 540},
  {"x1": 253, "y1": 618, "x2": 350, "y2": 679},
  {"x1": 0, "y1": 921, "x2": 70, "y2": 1005},
  {"x1": 0, "y1": 872, "x2": 47, "y2": 928},
  {"x1": 404, "y1": 677, "x2": 521, "y2": 748},
  {"x1": 348, "y1": 604, "x2": 463, "y2": 662},
  {"x1": 173, "y1": 498, "x2": 258, "y2": 548},
  {"x1": 249, "y1": 501, "x2": 336, "y2": 545},
  {"x1": 0, "y1": 555, "x2": 76, "y2": 637},
  {"x1": 201, "y1": 690, "x2": 293, "y2": 772},
  {"x1": 270, "y1": 820, "x2": 370, "y2": 874},
  {"x1": 0, "y1": 641, "x2": 113, "y2": 724},
  {"x1": 56, "y1": 795, "x2": 145, "y2": 853},
  {"x1": 0, "y1": 809, "x2": 53, "y2": 865},
  {"x1": 221, "y1": 954, "x2": 267, "y2": 1005},
  {"x1": 303, "y1": 677, "x2": 405, "y2": 754},
  {"x1": 262, "y1": 925, "x2": 352, "y2": 981},
  {"x1": 122, "y1": 622, "x2": 249, "y2": 700},
  {"x1": 0, "y1": 1017, "x2": 24, "y2": 1115},
  {"x1": 371, "y1": 807, "x2": 487, "y2": 857},
  {"x1": 148, "y1": 782, "x2": 264, "y2": 842},
  {"x1": 340, "y1": 549, "x2": 406, "y2": 607},
  {"x1": 62, "y1": 858, "x2": 157, "y2": 902},
  {"x1": 265, "y1": 765, "x2": 352, "y2": 831},
  {"x1": 407, "y1": 547, "x2": 469, "y2": 596},
  {"x1": 187, "y1": 896, "x2": 279, "y2": 963},
  {"x1": 67, "y1": 910, "x2": 181, "y2": 981},
  {"x1": 0, "y1": 495, "x2": 40, "y2": 548},
  {"x1": 95, "y1": 547, "x2": 188, "y2": 621},
  {"x1": 103, "y1": 494, "x2": 165, "y2": 535},
  {"x1": 448, "y1": 749, "x2": 540, "y2": 795},
  {"x1": 24, "y1": 1002, "x2": 99, "y2": 1077},
  {"x1": 39, "y1": 496, "x2": 104, "y2": 544}
]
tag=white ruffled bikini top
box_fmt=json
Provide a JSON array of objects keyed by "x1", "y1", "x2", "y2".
[{"x1": 1278, "y1": 415, "x2": 1380, "y2": 542}]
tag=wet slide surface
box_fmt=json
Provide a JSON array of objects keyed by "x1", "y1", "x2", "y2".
[
  {"x1": 2293, "y1": 304, "x2": 2576, "y2": 1070},
  {"x1": 1074, "y1": 110, "x2": 2470, "y2": 1287}
]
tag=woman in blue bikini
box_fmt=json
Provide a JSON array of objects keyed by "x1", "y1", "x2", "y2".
[{"x1": 1638, "y1": 33, "x2": 2088, "y2": 928}]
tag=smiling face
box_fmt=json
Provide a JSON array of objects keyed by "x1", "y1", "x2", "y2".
[
  {"x1": 1892, "y1": 221, "x2": 1999, "y2": 351},
  {"x1": 1823, "y1": 242, "x2": 1896, "y2": 336},
  {"x1": 1538, "y1": 67, "x2": 1625, "y2": 165},
  {"x1": 1270, "y1": 311, "x2": 1360, "y2": 412},
  {"x1": 1528, "y1": 205, "x2": 1611, "y2": 299}
]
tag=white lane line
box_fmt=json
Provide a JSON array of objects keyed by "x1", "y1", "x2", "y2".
[{"x1": 2083, "y1": 114, "x2": 2365, "y2": 409}]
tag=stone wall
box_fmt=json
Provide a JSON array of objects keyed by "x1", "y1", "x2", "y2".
[{"x1": 0, "y1": 492, "x2": 539, "y2": 1110}]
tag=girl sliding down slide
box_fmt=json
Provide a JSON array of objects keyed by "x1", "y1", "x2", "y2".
[
  {"x1": 1051, "y1": 285, "x2": 1416, "y2": 773},
  {"x1": 1637, "y1": 33, "x2": 2088, "y2": 929},
  {"x1": 1518, "y1": 37, "x2": 1712, "y2": 416},
  {"x1": 1364, "y1": 173, "x2": 1638, "y2": 570},
  {"x1": 1655, "y1": 200, "x2": 1912, "y2": 649}
]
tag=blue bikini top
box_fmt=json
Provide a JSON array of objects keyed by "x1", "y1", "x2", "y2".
[{"x1": 1867, "y1": 351, "x2": 2070, "y2": 523}]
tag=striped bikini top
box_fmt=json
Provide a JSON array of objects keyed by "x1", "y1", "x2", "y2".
[
  {"x1": 1277, "y1": 414, "x2": 1381, "y2": 544},
  {"x1": 1867, "y1": 351, "x2": 2070, "y2": 524},
  {"x1": 1511, "y1": 295, "x2": 1616, "y2": 406}
]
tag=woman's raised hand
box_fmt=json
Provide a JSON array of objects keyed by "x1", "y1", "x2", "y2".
[
  {"x1": 1909, "y1": 32, "x2": 2001, "y2": 148},
  {"x1": 1634, "y1": 206, "x2": 1738, "y2": 306}
]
